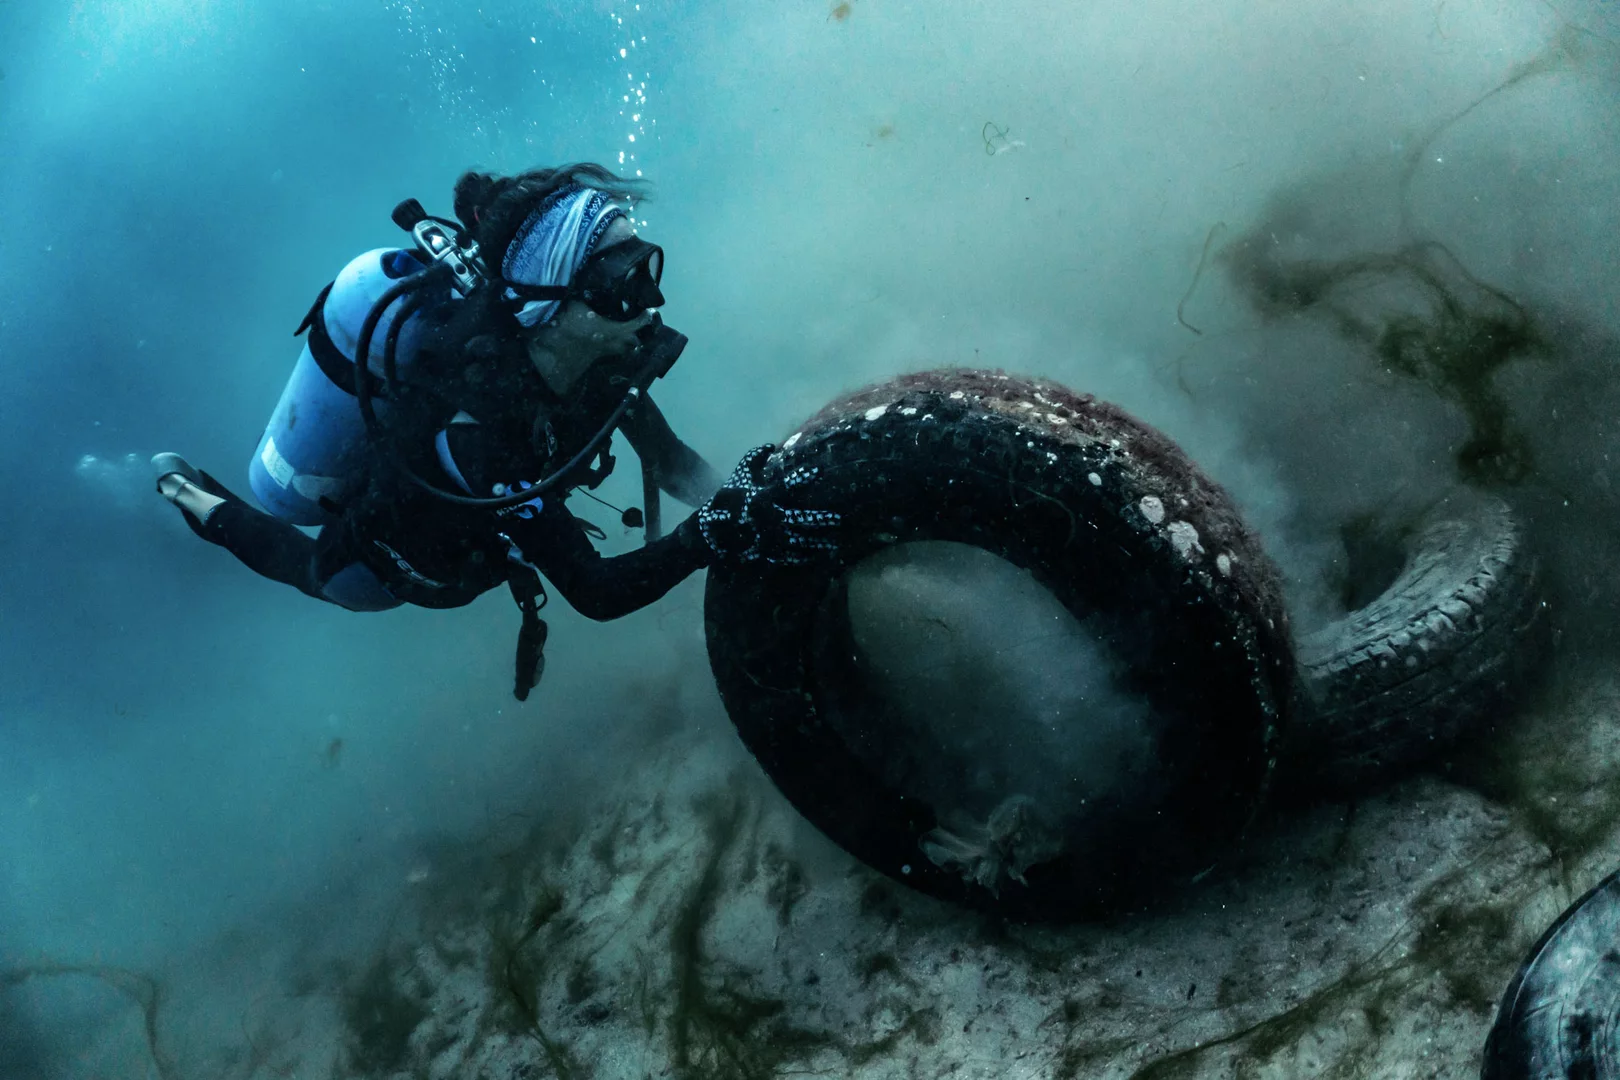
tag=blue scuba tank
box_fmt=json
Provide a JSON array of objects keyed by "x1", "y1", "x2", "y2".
[{"x1": 248, "y1": 248, "x2": 436, "y2": 525}]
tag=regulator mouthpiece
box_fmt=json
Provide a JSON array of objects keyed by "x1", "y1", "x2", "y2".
[{"x1": 635, "y1": 316, "x2": 688, "y2": 382}]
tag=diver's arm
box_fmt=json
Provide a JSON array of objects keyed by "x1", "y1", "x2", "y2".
[
  {"x1": 435, "y1": 422, "x2": 707, "y2": 618},
  {"x1": 519, "y1": 442, "x2": 849, "y2": 614},
  {"x1": 511, "y1": 501, "x2": 712, "y2": 621},
  {"x1": 623, "y1": 395, "x2": 722, "y2": 506}
]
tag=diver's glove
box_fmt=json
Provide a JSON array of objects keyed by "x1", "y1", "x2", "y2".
[{"x1": 697, "y1": 445, "x2": 842, "y2": 565}]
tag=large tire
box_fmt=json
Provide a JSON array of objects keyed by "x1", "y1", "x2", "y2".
[
  {"x1": 1285, "y1": 493, "x2": 1550, "y2": 795},
  {"x1": 1483, "y1": 867, "x2": 1620, "y2": 1079},
  {"x1": 703, "y1": 369, "x2": 1294, "y2": 920}
]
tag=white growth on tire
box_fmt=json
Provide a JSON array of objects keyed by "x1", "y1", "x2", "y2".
[
  {"x1": 1167, "y1": 521, "x2": 1204, "y2": 560},
  {"x1": 1139, "y1": 495, "x2": 1166, "y2": 524},
  {"x1": 865, "y1": 405, "x2": 889, "y2": 421}
]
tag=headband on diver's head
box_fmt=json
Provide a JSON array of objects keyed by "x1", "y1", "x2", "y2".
[{"x1": 499, "y1": 185, "x2": 664, "y2": 326}]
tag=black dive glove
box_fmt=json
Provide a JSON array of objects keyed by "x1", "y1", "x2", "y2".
[{"x1": 697, "y1": 445, "x2": 842, "y2": 565}]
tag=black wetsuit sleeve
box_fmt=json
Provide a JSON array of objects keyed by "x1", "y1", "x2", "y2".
[
  {"x1": 623, "y1": 395, "x2": 722, "y2": 507},
  {"x1": 509, "y1": 501, "x2": 713, "y2": 621}
]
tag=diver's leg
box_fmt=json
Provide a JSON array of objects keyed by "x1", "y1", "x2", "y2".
[
  {"x1": 154, "y1": 453, "x2": 403, "y2": 611},
  {"x1": 154, "y1": 452, "x2": 327, "y2": 597},
  {"x1": 203, "y1": 501, "x2": 329, "y2": 596}
]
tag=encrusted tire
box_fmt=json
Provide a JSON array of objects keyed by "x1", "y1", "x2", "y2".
[
  {"x1": 702, "y1": 369, "x2": 1294, "y2": 919},
  {"x1": 1284, "y1": 493, "x2": 1549, "y2": 796},
  {"x1": 1482, "y1": 866, "x2": 1620, "y2": 1079}
]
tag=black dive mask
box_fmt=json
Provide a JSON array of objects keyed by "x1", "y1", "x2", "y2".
[{"x1": 504, "y1": 237, "x2": 666, "y2": 322}]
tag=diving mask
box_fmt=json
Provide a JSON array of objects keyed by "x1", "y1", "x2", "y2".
[{"x1": 504, "y1": 237, "x2": 666, "y2": 323}]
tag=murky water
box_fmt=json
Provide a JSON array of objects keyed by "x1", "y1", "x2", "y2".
[{"x1": 2, "y1": 0, "x2": 1618, "y2": 1075}]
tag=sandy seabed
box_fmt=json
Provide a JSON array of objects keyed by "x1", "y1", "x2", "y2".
[{"x1": 62, "y1": 659, "x2": 1612, "y2": 1080}]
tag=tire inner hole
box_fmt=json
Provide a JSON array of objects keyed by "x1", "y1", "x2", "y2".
[
  {"x1": 1336, "y1": 515, "x2": 1413, "y2": 614},
  {"x1": 827, "y1": 541, "x2": 1171, "y2": 891}
]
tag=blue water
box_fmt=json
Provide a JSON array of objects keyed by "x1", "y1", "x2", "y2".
[{"x1": 1, "y1": 0, "x2": 1617, "y2": 1075}]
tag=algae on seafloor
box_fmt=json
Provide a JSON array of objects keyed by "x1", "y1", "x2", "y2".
[
  {"x1": 459, "y1": 778, "x2": 845, "y2": 1080},
  {"x1": 1407, "y1": 899, "x2": 1520, "y2": 1013},
  {"x1": 1125, "y1": 834, "x2": 1540, "y2": 1079},
  {"x1": 1457, "y1": 674, "x2": 1620, "y2": 896},
  {"x1": 482, "y1": 882, "x2": 563, "y2": 1035},
  {"x1": 761, "y1": 841, "x2": 808, "y2": 928},
  {"x1": 1042, "y1": 997, "x2": 1143, "y2": 1080},
  {"x1": 854, "y1": 950, "x2": 912, "y2": 989},
  {"x1": 848, "y1": 1006, "x2": 943, "y2": 1067},
  {"x1": 664, "y1": 788, "x2": 838, "y2": 1080},
  {"x1": 479, "y1": 877, "x2": 583, "y2": 1079},
  {"x1": 340, "y1": 954, "x2": 429, "y2": 1075}
]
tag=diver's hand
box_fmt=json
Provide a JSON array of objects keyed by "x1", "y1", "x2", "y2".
[{"x1": 697, "y1": 445, "x2": 842, "y2": 565}]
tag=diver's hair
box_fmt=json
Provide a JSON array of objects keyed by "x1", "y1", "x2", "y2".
[{"x1": 452, "y1": 162, "x2": 649, "y2": 273}]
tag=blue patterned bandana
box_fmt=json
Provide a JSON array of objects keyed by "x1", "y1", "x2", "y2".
[{"x1": 501, "y1": 185, "x2": 625, "y2": 328}]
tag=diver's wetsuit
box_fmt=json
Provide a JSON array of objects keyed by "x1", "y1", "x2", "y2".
[{"x1": 184, "y1": 393, "x2": 720, "y2": 618}]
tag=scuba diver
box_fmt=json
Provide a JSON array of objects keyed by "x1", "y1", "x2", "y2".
[{"x1": 152, "y1": 163, "x2": 841, "y2": 700}]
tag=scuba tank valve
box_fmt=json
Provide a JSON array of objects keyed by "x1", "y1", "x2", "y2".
[{"x1": 392, "y1": 198, "x2": 486, "y2": 297}]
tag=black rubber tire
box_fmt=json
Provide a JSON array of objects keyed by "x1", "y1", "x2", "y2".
[
  {"x1": 1482, "y1": 867, "x2": 1620, "y2": 1079},
  {"x1": 703, "y1": 369, "x2": 1295, "y2": 920},
  {"x1": 1284, "y1": 493, "x2": 1550, "y2": 796}
]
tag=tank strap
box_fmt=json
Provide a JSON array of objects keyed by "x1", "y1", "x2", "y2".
[
  {"x1": 293, "y1": 281, "x2": 332, "y2": 337},
  {"x1": 294, "y1": 281, "x2": 387, "y2": 400}
]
